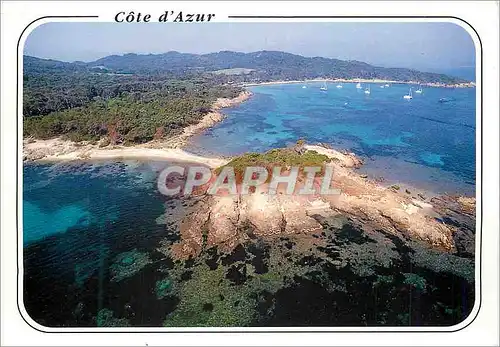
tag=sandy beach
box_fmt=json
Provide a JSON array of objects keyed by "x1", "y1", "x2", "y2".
[
  {"x1": 22, "y1": 91, "x2": 253, "y2": 167},
  {"x1": 23, "y1": 138, "x2": 230, "y2": 168},
  {"x1": 243, "y1": 78, "x2": 475, "y2": 88}
]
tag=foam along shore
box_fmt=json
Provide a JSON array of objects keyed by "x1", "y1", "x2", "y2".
[
  {"x1": 243, "y1": 78, "x2": 475, "y2": 89},
  {"x1": 23, "y1": 138, "x2": 229, "y2": 168}
]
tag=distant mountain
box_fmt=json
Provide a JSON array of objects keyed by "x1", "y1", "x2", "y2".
[
  {"x1": 23, "y1": 55, "x2": 88, "y2": 73},
  {"x1": 421, "y1": 67, "x2": 476, "y2": 82},
  {"x1": 23, "y1": 51, "x2": 469, "y2": 84}
]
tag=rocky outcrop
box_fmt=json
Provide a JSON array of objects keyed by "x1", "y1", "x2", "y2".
[
  {"x1": 165, "y1": 145, "x2": 474, "y2": 260},
  {"x1": 168, "y1": 187, "x2": 466, "y2": 260},
  {"x1": 430, "y1": 195, "x2": 476, "y2": 257},
  {"x1": 171, "y1": 190, "x2": 328, "y2": 259}
]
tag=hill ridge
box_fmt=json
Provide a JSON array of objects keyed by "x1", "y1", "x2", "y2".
[{"x1": 23, "y1": 50, "x2": 469, "y2": 84}]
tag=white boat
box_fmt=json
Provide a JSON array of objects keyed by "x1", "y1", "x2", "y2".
[
  {"x1": 403, "y1": 88, "x2": 413, "y2": 99},
  {"x1": 320, "y1": 81, "x2": 328, "y2": 91},
  {"x1": 385, "y1": 84, "x2": 390, "y2": 87},
  {"x1": 356, "y1": 82, "x2": 362, "y2": 89},
  {"x1": 336, "y1": 83, "x2": 343, "y2": 89},
  {"x1": 364, "y1": 87, "x2": 371, "y2": 95},
  {"x1": 415, "y1": 85, "x2": 423, "y2": 94},
  {"x1": 302, "y1": 85, "x2": 307, "y2": 89},
  {"x1": 380, "y1": 85, "x2": 385, "y2": 88}
]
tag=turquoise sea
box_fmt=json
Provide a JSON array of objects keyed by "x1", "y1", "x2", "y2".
[
  {"x1": 188, "y1": 82, "x2": 476, "y2": 195},
  {"x1": 23, "y1": 81, "x2": 476, "y2": 327}
]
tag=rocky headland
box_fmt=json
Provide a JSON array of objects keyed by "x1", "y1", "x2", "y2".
[{"x1": 160, "y1": 143, "x2": 475, "y2": 262}]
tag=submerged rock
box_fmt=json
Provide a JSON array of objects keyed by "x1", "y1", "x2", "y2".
[
  {"x1": 96, "y1": 308, "x2": 130, "y2": 327},
  {"x1": 110, "y1": 249, "x2": 152, "y2": 282},
  {"x1": 155, "y1": 278, "x2": 174, "y2": 299},
  {"x1": 403, "y1": 273, "x2": 427, "y2": 292}
]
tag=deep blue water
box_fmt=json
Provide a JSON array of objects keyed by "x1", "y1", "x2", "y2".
[{"x1": 188, "y1": 82, "x2": 476, "y2": 195}]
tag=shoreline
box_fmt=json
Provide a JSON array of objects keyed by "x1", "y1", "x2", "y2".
[
  {"x1": 23, "y1": 137, "x2": 472, "y2": 198},
  {"x1": 163, "y1": 90, "x2": 253, "y2": 148},
  {"x1": 22, "y1": 91, "x2": 253, "y2": 167},
  {"x1": 23, "y1": 138, "x2": 230, "y2": 168},
  {"x1": 242, "y1": 78, "x2": 475, "y2": 89},
  {"x1": 23, "y1": 86, "x2": 474, "y2": 199},
  {"x1": 23, "y1": 137, "x2": 475, "y2": 253},
  {"x1": 23, "y1": 85, "x2": 475, "y2": 198}
]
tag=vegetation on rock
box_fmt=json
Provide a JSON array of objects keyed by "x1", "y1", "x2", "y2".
[{"x1": 216, "y1": 146, "x2": 332, "y2": 184}]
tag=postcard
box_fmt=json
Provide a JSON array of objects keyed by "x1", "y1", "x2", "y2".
[{"x1": 1, "y1": 1, "x2": 498, "y2": 346}]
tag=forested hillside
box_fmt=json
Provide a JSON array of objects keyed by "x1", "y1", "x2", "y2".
[
  {"x1": 23, "y1": 50, "x2": 467, "y2": 144},
  {"x1": 25, "y1": 50, "x2": 468, "y2": 84},
  {"x1": 23, "y1": 63, "x2": 241, "y2": 143},
  {"x1": 89, "y1": 51, "x2": 467, "y2": 84}
]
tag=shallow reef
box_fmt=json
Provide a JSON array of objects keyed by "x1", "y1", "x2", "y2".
[
  {"x1": 24, "y1": 216, "x2": 475, "y2": 328},
  {"x1": 156, "y1": 215, "x2": 475, "y2": 327},
  {"x1": 155, "y1": 278, "x2": 174, "y2": 299},
  {"x1": 96, "y1": 308, "x2": 131, "y2": 327}
]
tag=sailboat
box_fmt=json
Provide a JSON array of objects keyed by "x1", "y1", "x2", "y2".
[
  {"x1": 356, "y1": 82, "x2": 362, "y2": 89},
  {"x1": 380, "y1": 85, "x2": 385, "y2": 88},
  {"x1": 302, "y1": 85, "x2": 307, "y2": 89},
  {"x1": 415, "y1": 85, "x2": 423, "y2": 94},
  {"x1": 364, "y1": 87, "x2": 371, "y2": 95},
  {"x1": 384, "y1": 84, "x2": 390, "y2": 87},
  {"x1": 403, "y1": 88, "x2": 413, "y2": 99},
  {"x1": 336, "y1": 82, "x2": 343, "y2": 89},
  {"x1": 320, "y1": 81, "x2": 328, "y2": 91}
]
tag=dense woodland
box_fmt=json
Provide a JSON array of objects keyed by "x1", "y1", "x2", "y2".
[
  {"x1": 23, "y1": 51, "x2": 467, "y2": 144},
  {"x1": 23, "y1": 65, "x2": 242, "y2": 143}
]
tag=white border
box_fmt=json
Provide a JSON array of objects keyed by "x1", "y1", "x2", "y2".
[
  {"x1": 15, "y1": 15, "x2": 483, "y2": 333},
  {"x1": 2, "y1": 1, "x2": 498, "y2": 346}
]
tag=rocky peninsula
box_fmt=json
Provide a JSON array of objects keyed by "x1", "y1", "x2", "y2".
[
  {"x1": 163, "y1": 143, "x2": 475, "y2": 262},
  {"x1": 23, "y1": 86, "x2": 476, "y2": 327}
]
